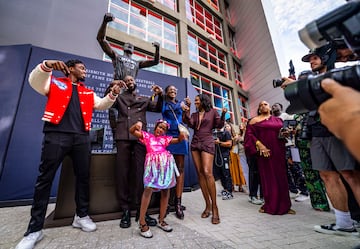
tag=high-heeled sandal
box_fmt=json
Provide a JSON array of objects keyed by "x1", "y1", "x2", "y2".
[
  {"x1": 201, "y1": 210, "x2": 211, "y2": 218},
  {"x1": 211, "y1": 216, "x2": 220, "y2": 224},
  {"x1": 287, "y1": 209, "x2": 296, "y2": 215}
]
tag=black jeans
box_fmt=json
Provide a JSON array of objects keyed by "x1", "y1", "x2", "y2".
[
  {"x1": 26, "y1": 132, "x2": 91, "y2": 235},
  {"x1": 214, "y1": 156, "x2": 233, "y2": 192},
  {"x1": 247, "y1": 155, "x2": 262, "y2": 198}
]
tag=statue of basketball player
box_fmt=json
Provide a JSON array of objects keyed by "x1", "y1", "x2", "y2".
[
  {"x1": 96, "y1": 12, "x2": 162, "y2": 229},
  {"x1": 97, "y1": 12, "x2": 160, "y2": 81}
]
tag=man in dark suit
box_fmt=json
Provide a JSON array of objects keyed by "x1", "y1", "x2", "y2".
[{"x1": 112, "y1": 75, "x2": 163, "y2": 229}]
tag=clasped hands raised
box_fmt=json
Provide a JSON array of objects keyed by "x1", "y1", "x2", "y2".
[{"x1": 181, "y1": 96, "x2": 228, "y2": 114}]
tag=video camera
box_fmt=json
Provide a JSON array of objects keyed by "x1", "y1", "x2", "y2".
[
  {"x1": 285, "y1": 65, "x2": 360, "y2": 114},
  {"x1": 284, "y1": 0, "x2": 360, "y2": 114},
  {"x1": 299, "y1": 0, "x2": 360, "y2": 55},
  {"x1": 273, "y1": 79, "x2": 285, "y2": 88}
]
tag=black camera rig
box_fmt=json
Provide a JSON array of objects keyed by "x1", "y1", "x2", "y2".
[
  {"x1": 285, "y1": 65, "x2": 360, "y2": 114},
  {"x1": 284, "y1": 0, "x2": 360, "y2": 114}
]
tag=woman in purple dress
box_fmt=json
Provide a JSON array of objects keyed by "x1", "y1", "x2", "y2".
[
  {"x1": 182, "y1": 94, "x2": 227, "y2": 224},
  {"x1": 245, "y1": 101, "x2": 295, "y2": 215}
]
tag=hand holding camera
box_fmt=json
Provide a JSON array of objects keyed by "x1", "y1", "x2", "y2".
[{"x1": 283, "y1": 0, "x2": 360, "y2": 114}]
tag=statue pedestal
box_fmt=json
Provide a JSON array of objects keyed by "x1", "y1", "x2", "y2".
[{"x1": 44, "y1": 153, "x2": 160, "y2": 228}]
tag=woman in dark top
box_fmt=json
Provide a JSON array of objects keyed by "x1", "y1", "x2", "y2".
[
  {"x1": 162, "y1": 85, "x2": 189, "y2": 219},
  {"x1": 182, "y1": 94, "x2": 226, "y2": 224}
]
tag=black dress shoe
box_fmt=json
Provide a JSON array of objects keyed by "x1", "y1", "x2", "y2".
[
  {"x1": 145, "y1": 214, "x2": 157, "y2": 226},
  {"x1": 120, "y1": 210, "x2": 131, "y2": 228},
  {"x1": 135, "y1": 211, "x2": 157, "y2": 226}
]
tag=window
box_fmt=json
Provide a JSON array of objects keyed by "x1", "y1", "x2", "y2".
[
  {"x1": 107, "y1": 43, "x2": 179, "y2": 76},
  {"x1": 185, "y1": 0, "x2": 223, "y2": 43},
  {"x1": 237, "y1": 95, "x2": 249, "y2": 124},
  {"x1": 188, "y1": 32, "x2": 228, "y2": 79},
  {"x1": 157, "y1": 0, "x2": 177, "y2": 11},
  {"x1": 224, "y1": 0, "x2": 232, "y2": 24},
  {"x1": 190, "y1": 72, "x2": 233, "y2": 122},
  {"x1": 109, "y1": 0, "x2": 178, "y2": 53},
  {"x1": 229, "y1": 28, "x2": 240, "y2": 59},
  {"x1": 233, "y1": 60, "x2": 243, "y2": 88},
  {"x1": 207, "y1": 0, "x2": 219, "y2": 11}
]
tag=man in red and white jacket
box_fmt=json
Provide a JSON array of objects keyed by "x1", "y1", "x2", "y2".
[{"x1": 15, "y1": 59, "x2": 122, "y2": 249}]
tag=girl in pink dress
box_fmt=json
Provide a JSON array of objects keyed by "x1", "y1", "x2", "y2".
[{"x1": 129, "y1": 120, "x2": 186, "y2": 238}]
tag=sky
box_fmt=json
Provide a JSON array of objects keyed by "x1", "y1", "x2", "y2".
[{"x1": 267, "y1": 0, "x2": 347, "y2": 76}]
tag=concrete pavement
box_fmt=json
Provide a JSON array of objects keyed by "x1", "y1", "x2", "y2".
[{"x1": 2, "y1": 181, "x2": 359, "y2": 249}]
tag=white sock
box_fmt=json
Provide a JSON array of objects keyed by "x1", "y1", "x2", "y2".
[{"x1": 334, "y1": 208, "x2": 353, "y2": 229}]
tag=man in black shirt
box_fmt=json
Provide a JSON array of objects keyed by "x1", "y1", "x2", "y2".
[{"x1": 15, "y1": 59, "x2": 121, "y2": 249}]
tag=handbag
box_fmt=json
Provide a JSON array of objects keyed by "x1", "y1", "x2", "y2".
[
  {"x1": 178, "y1": 123, "x2": 190, "y2": 137},
  {"x1": 168, "y1": 103, "x2": 190, "y2": 137}
]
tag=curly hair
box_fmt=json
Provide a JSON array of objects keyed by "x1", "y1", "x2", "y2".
[
  {"x1": 197, "y1": 94, "x2": 213, "y2": 112},
  {"x1": 65, "y1": 59, "x2": 84, "y2": 68}
]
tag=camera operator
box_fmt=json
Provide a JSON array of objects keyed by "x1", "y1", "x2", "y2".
[
  {"x1": 213, "y1": 124, "x2": 234, "y2": 200},
  {"x1": 290, "y1": 44, "x2": 358, "y2": 235},
  {"x1": 319, "y1": 78, "x2": 360, "y2": 162},
  {"x1": 318, "y1": 41, "x2": 360, "y2": 162}
]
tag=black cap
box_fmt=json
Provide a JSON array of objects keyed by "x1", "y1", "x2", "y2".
[
  {"x1": 301, "y1": 43, "x2": 334, "y2": 62},
  {"x1": 301, "y1": 49, "x2": 317, "y2": 62}
]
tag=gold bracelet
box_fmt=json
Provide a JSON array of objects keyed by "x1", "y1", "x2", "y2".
[{"x1": 256, "y1": 140, "x2": 261, "y2": 146}]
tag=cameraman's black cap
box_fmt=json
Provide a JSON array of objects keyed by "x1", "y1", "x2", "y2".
[
  {"x1": 301, "y1": 49, "x2": 317, "y2": 62},
  {"x1": 301, "y1": 43, "x2": 333, "y2": 62}
]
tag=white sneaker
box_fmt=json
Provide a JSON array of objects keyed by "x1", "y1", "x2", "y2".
[
  {"x1": 314, "y1": 223, "x2": 359, "y2": 237},
  {"x1": 233, "y1": 185, "x2": 240, "y2": 192},
  {"x1": 295, "y1": 194, "x2": 310, "y2": 202},
  {"x1": 72, "y1": 215, "x2": 97, "y2": 232},
  {"x1": 241, "y1": 185, "x2": 249, "y2": 194},
  {"x1": 15, "y1": 230, "x2": 44, "y2": 249},
  {"x1": 289, "y1": 190, "x2": 301, "y2": 199},
  {"x1": 248, "y1": 196, "x2": 263, "y2": 205}
]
